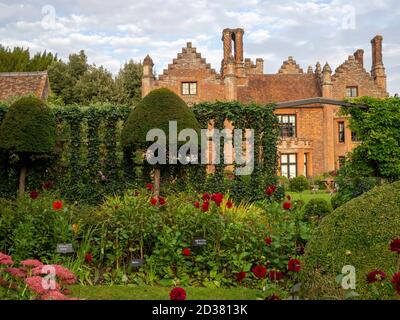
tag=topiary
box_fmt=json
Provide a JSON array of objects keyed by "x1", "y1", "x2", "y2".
[
  {"x1": 121, "y1": 88, "x2": 201, "y2": 195},
  {"x1": 0, "y1": 95, "x2": 56, "y2": 196},
  {"x1": 289, "y1": 175, "x2": 310, "y2": 192},
  {"x1": 304, "y1": 198, "x2": 332, "y2": 220},
  {"x1": 301, "y1": 180, "x2": 400, "y2": 300}
]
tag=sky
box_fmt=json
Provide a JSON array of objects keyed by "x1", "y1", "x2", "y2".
[{"x1": 0, "y1": 0, "x2": 399, "y2": 94}]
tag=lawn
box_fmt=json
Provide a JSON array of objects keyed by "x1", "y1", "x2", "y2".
[
  {"x1": 287, "y1": 190, "x2": 332, "y2": 204},
  {"x1": 70, "y1": 285, "x2": 261, "y2": 300}
]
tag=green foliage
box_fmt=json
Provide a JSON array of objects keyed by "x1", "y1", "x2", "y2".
[
  {"x1": 343, "y1": 97, "x2": 400, "y2": 181},
  {"x1": 0, "y1": 45, "x2": 57, "y2": 72},
  {"x1": 289, "y1": 176, "x2": 310, "y2": 192},
  {"x1": 114, "y1": 60, "x2": 143, "y2": 105},
  {"x1": 0, "y1": 95, "x2": 56, "y2": 154},
  {"x1": 304, "y1": 198, "x2": 332, "y2": 220},
  {"x1": 302, "y1": 180, "x2": 400, "y2": 299},
  {"x1": 121, "y1": 88, "x2": 201, "y2": 148}
]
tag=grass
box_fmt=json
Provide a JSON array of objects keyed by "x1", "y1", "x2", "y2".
[
  {"x1": 287, "y1": 190, "x2": 332, "y2": 204},
  {"x1": 70, "y1": 285, "x2": 261, "y2": 300}
]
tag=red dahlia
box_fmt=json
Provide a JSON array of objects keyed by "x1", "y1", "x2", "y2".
[
  {"x1": 169, "y1": 287, "x2": 186, "y2": 300},
  {"x1": 211, "y1": 193, "x2": 224, "y2": 206},
  {"x1": 85, "y1": 253, "x2": 93, "y2": 264},
  {"x1": 194, "y1": 201, "x2": 200, "y2": 208},
  {"x1": 389, "y1": 238, "x2": 400, "y2": 254},
  {"x1": 182, "y1": 248, "x2": 191, "y2": 257},
  {"x1": 202, "y1": 193, "x2": 211, "y2": 201},
  {"x1": 158, "y1": 196, "x2": 166, "y2": 206},
  {"x1": 41, "y1": 181, "x2": 53, "y2": 190},
  {"x1": 201, "y1": 202, "x2": 209, "y2": 212},
  {"x1": 283, "y1": 201, "x2": 292, "y2": 210},
  {"x1": 29, "y1": 190, "x2": 39, "y2": 200},
  {"x1": 146, "y1": 183, "x2": 153, "y2": 191},
  {"x1": 265, "y1": 236, "x2": 272, "y2": 246},
  {"x1": 391, "y1": 273, "x2": 400, "y2": 295},
  {"x1": 236, "y1": 271, "x2": 246, "y2": 282},
  {"x1": 252, "y1": 265, "x2": 267, "y2": 279},
  {"x1": 288, "y1": 258, "x2": 301, "y2": 272},
  {"x1": 226, "y1": 200, "x2": 233, "y2": 209},
  {"x1": 265, "y1": 185, "x2": 276, "y2": 196},
  {"x1": 150, "y1": 198, "x2": 157, "y2": 206},
  {"x1": 367, "y1": 270, "x2": 387, "y2": 284},
  {"x1": 52, "y1": 200, "x2": 63, "y2": 211}
]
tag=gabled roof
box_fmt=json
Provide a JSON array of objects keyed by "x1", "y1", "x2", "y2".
[{"x1": 0, "y1": 71, "x2": 50, "y2": 101}]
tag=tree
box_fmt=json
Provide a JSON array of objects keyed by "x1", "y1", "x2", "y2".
[
  {"x1": 0, "y1": 96, "x2": 56, "y2": 196},
  {"x1": 74, "y1": 66, "x2": 115, "y2": 104},
  {"x1": 343, "y1": 97, "x2": 400, "y2": 181},
  {"x1": 121, "y1": 88, "x2": 201, "y2": 196},
  {"x1": 114, "y1": 60, "x2": 143, "y2": 105}
]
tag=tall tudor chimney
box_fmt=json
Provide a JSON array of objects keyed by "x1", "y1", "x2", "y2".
[{"x1": 371, "y1": 35, "x2": 387, "y2": 92}]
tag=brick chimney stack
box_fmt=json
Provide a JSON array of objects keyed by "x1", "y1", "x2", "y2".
[
  {"x1": 354, "y1": 49, "x2": 364, "y2": 68},
  {"x1": 371, "y1": 35, "x2": 387, "y2": 92}
]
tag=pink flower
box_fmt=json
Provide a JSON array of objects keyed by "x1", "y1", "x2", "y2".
[
  {"x1": 38, "y1": 290, "x2": 67, "y2": 300},
  {"x1": 0, "y1": 252, "x2": 14, "y2": 266},
  {"x1": 21, "y1": 259, "x2": 43, "y2": 268},
  {"x1": 5, "y1": 267, "x2": 27, "y2": 279},
  {"x1": 25, "y1": 276, "x2": 60, "y2": 294},
  {"x1": 31, "y1": 265, "x2": 76, "y2": 285}
]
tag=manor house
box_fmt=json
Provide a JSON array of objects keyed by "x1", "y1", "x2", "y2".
[{"x1": 141, "y1": 28, "x2": 388, "y2": 178}]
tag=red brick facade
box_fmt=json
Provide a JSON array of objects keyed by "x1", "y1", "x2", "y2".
[{"x1": 142, "y1": 29, "x2": 388, "y2": 177}]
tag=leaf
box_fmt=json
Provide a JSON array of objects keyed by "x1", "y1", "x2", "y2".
[{"x1": 344, "y1": 290, "x2": 360, "y2": 300}]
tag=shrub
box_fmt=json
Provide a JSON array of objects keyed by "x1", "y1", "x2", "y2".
[
  {"x1": 302, "y1": 180, "x2": 400, "y2": 299},
  {"x1": 289, "y1": 176, "x2": 310, "y2": 193},
  {"x1": 304, "y1": 198, "x2": 332, "y2": 220},
  {"x1": 0, "y1": 96, "x2": 56, "y2": 195}
]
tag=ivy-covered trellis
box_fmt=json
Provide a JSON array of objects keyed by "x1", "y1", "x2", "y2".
[{"x1": 0, "y1": 101, "x2": 279, "y2": 203}]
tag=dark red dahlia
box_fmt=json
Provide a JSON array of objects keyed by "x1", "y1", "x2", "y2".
[
  {"x1": 286, "y1": 195, "x2": 291, "y2": 201},
  {"x1": 265, "y1": 236, "x2": 272, "y2": 246},
  {"x1": 283, "y1": 201, "x2": 292, "y2": 210},
  {"x1": 158, "y1": 196, "x2": 166, "y2": 206},
  {"x1": 266, "y1": 294, "x2": 280, "y2": 301},
  {"x1": 85, "y1": 253, "x2": 93, "y2": 264},
  {"x1": 226, "y1": 200, "x2": 233, "y2": 209},
  {"x1": 41, "y1": 181, "x2": 53, "y2": 190},
  {"x1": 182, "y1": 248, "x2": 191, "y2": 257},
  {"x1": 146, "y1": 183, "x2": 153, "y2": 191},
  {"x1": 389, "y1": 238, "x2": 400, "y2": 254},
  {"x1": 29, "y1": 190, "x2": 39, "y2": 200},
  {"x1": 265, "y1": 185, "x2": 276, "y2": 196},
  {"x1": 201, "y1": 201, "x2": 209, "y2": 212},
  {"x1": 202, "y1": 193, "x2": 211, "y2": 201},
  {"x1": 269, "y1": 270, "x2": 284, "y2": 281},
  {"x1": 194, "y1": 201, "x2": 200, "y2": 208},
  {"x1": 236, "y1": 271, "x2": 246, "y2": 282},
  {"x1": 288, "y1": 258, "x2": 301, "y2": 272},
  {"x1": 367, "y1": 270, "x2": 386, "y2": 284},
  {"x1": 391, "y1": 273, "x2": 400, "y2": 295},
  {"x1": 150, "y1": 198, "x2": 157, "y2": 206},
  {"x1": 211, "y1": 193, "x2": 224, "y2": 206},
  {"x1": 252, "y1": 265, "x2": 267, "y2": 279},
  {"x1": 169, "y1": 287, "x2": 186, "y2": 300}
]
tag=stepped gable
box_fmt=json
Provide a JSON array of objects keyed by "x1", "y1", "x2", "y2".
[
  {"x1": 158, "y1": 42, "x2": 220, "y2": 81},
  {"x1": 331, "y1": 55, "x2": 387, "y2": 98},
  {"x1": 278, "y1": 56, "x2": 304, "y2": 74}
]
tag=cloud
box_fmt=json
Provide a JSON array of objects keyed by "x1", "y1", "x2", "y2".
[{"x1": 0, "y1": 0, "x2": 398, "y2": 94}]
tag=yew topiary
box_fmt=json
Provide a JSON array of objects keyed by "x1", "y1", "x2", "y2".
[
  {"x1": 0, "y1": 95, "x2": 56, "y2": 196},
  {"x1": 121, "y1": 88, "x2": 201, "y2": 195},
  {"x1": 302, "y1": 180, "x2": 400, "y2": 299}
]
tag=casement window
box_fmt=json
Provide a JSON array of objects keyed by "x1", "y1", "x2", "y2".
[
  {"x1": 277, "y1": 115, "x2": 296, "y2": 138},
  {"x1": 181, "y1": 82, "x2": 197, "y2": 95},
  {"x1": 304, "y1": 153, "x2": 308, "y2": 177},
  {"x1": 338, "y1": 122, "x2": 345, "y2": 143},
  {"x1": 346, "y1": 86, "x2": 358, "y2": 98},
  {"x1": 280, "y1": 154, "x2": 297, "y2": 179}
]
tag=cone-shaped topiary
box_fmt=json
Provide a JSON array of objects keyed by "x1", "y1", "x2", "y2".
[
  {"x1": 121, "y1": 88, "x2": 200, "y2": 148},
  {"x1": 301, "y1": 180, "x2": 400, "y2": 300},
  {"x1": 0, "y1": 95, "x2": 56, "y2": 196},
  {"x1": 121, "y1": 88, "x2": 201, "y2": 196}
]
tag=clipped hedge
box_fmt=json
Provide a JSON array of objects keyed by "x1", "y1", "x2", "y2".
[{"x1": 302, "y1": 180, "x2": 400, "y2": 299}]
